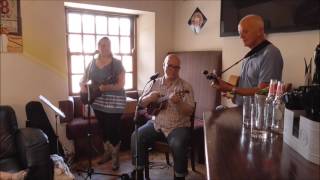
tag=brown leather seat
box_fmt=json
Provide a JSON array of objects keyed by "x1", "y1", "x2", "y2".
[
  {"x1": 59, "y1": 96, "x2": 103, "y2": 160},
  {"x1": 60, "y1": 94, "x2": 139, "y2": 159}
]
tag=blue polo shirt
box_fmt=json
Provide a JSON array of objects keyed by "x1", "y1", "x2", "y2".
[{"x1": 235, "y1": 43, "x2": 284, "y2": 105}]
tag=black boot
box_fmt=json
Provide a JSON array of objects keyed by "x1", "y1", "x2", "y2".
[
  {"x1": 131, "y1": 169, "x2": 144, "y2": 180},
  {"x1": 174, "y1": 176, "x2": 185, "y2": 180}
]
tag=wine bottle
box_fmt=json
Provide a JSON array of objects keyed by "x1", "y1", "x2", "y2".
[
  {"x1": 271, "y1": 81, "x2": 285, "y2": 134},
  {"x1": 264, "y1": 79, "x2": 277, "y2": 131},
  {"x1": 312, "y1": 44, "x2": 320, "y2": 85}
]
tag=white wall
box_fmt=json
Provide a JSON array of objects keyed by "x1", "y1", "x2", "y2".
[
  {"x1": 173, "y1": 1, "x2": 222, "y2": 51},
  {"x1": 137, "y1": 12, "x2": 156, "y2": 87},
  {"x1": 172, "y1": 0, "x2": 319, "y2": 105}
]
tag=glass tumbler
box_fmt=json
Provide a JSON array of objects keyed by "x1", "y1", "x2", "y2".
[
  {"x1": 254, "y1": 94, "x2": 266, "y2": 131},
  {"x1": 242, "y1": 96, "x2": 253, "y2": 128}
]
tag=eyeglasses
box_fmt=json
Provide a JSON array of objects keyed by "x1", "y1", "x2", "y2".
[{"x1": 167, "y1": 64, "x2": 181, "y2": 70}]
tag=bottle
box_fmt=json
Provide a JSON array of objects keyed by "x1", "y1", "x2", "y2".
[
  {"x1": 271, "y1": 81, "x2": 285, "y2": 134},
  {"x1": 264, "y1": 79, "x2": 277, "y2": 131},
  {"x1": 312, "y1": 44, "x2": 320, "y2": 85}
]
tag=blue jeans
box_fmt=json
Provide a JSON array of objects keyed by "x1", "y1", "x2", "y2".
[{"x1": 131, "y1": 121, "x2": 191, "y2": 177}]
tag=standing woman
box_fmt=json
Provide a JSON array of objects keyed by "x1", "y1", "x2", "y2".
[{"x1": 80, "y1": 37, "x2": 126, "y2": 170}]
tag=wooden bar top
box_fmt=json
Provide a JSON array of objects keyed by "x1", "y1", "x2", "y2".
[{"x1": 203, "y1": 107, "x2": 320, "y2": 180}]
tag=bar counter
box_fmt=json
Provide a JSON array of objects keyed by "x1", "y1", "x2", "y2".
[{"x1": 203, "y1": 107, "x2": 320, "y2": 180}]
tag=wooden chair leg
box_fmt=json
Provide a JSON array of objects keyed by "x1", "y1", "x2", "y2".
[
  {"x1": 190, "y1": 147, "x2": 196, "y2": 171},
  {"x1": 145, "y1": 148, "x2": 151, "y2": 180},
  {"x1": 165, "y1": 152, "x2": 171, "y2": 166}
]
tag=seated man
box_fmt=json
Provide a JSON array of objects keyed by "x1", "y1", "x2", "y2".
[{"x1": 131, "y1": 54, "x2": 195, "y2": 180}]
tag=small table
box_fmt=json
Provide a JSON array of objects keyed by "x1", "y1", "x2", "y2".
[{"x1": 203, "y1": 107, "x2": 320, "y2": 180}]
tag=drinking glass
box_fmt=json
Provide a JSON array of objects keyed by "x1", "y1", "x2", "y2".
[{"x1": 242, "y1": 96, "x2": 253, "y2": 128}]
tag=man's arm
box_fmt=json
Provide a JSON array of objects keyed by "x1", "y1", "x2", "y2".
[
  {"x1": 140, "y1": 91, "x2": 161, "y2": 108},
  {"x1": 211, "y1": 78, "x2": 268, "y2": 96},
  {"x1": 176, "y1": 100, "x2": 194, "y2": 116}
]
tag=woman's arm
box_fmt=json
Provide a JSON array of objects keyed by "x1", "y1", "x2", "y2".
[{"x1": 99, "y1": 70, "x2": 125, "y2": 91}]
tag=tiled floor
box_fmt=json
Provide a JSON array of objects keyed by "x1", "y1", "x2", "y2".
[{"x1": 71, "y1": 150, "x2": 206, "y2": 180}]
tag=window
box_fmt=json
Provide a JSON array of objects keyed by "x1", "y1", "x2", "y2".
[{"x1": 65, "y1": 8, "x2": 136, "y2": 95}]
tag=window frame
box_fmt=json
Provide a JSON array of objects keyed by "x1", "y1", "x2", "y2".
[{"x1": 65, "y1": 7, "x2": 137, "y2": 95}]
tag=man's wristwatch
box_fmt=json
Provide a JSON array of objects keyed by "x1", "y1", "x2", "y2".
[{"x1": 231, "y1": 86, "x2": 237, "y2": 94}]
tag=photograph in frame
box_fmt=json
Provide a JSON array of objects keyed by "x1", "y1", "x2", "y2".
[
  {"x1": 0, "y1": 0, "x2": 23, "y2": 53},
  {"x1": 188, "y1": 7, "x2": 207, "y2": 34}
]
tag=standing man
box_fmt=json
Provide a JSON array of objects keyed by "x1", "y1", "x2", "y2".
[
  {"x1": 131, "y1": 54, "x2": 195, "y2": 180},
  {"x1": 212, "y1": 14, "x2": 283, "y2": 105}
]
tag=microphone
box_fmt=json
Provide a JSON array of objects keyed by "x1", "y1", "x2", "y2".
[
  {"x1": 150, "y1": 72, "x2": 160, "y2": 81},
  {"x1": 202, "y1": 70, "x2": 216, "y2": 80},
  {"x1": 85, "y1": 80, "x2": 92, "y2": 85},
  {"x1": 202, "y1": 70, "x2": 209, "y2": 75},
  {"x1": 90, "y1": 50, "x2": 99, "y2": 55}
]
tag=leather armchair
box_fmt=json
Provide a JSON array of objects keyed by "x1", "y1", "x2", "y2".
[
  {"x1": 59, "y1": 96, "x2": 104, "y2": 160},
  {"x1": 59, "y1": 93, "x2": 142, "y2": 160},
  {"x1": 0, "y1": 105, "x2": 53, "y2": 180}
]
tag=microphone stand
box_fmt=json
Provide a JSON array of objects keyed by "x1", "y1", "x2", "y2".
[{"x1": 133, "y1": 78, "x2": 156, "y2": 180}]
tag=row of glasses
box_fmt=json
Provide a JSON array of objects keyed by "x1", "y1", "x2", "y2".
[{"x1": 242, "y1": 94, "x2": 269, "y2": 139}]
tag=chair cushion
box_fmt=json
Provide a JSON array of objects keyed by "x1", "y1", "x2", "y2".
[
  {"x1": 73, "y1": 96, "x2": 85, "y2": 118},
  {"x1": 194, "y1": 119, "x2": 204, "y2": 129},
  {"x1": 0, "y1": 157, "x2": 22, "y2": 172},
  {"x1": 16, "y1": 128, "x2": 51, "y2": 168},
  {"x1": 59, "y1": 100, "x2": 74, "y2": 123}
]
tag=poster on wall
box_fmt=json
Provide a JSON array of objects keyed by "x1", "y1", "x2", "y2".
[
  {"x1": 188, "y1": 7, "x2": 207, "y2": 34},
  {"x1": 0, "y1": 0, "x2": 23, "y2": 53}
]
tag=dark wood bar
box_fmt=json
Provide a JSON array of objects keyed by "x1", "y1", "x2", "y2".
[{"x1": 203, "y1": 107, "x2": 320, "y2": 180}]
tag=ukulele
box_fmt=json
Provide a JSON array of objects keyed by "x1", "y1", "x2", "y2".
[
  {"x1": 80, "y1": 81, "x2": 102, "y2": 105},
  {"x1": 204, "y1": 72, "x2": 239, "y2": 102},
  {"x1": 147, "y1": 90, "x2": 190, "y2": 116},
  {"x1": 222, "y1": 75, "x2": 240, "y2": 99}
]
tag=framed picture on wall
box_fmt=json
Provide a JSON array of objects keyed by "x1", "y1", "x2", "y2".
[
  {"x1": 188, "y1": 7, "x2": 207, "y2": 34},
  {"x1": 0, "y1": 0, "x2": 22, "y2": 35},
  {"x1": 0, "y1": 0, "x2": 23, "y2": 53}
]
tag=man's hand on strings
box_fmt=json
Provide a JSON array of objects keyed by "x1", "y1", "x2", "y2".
[
  {"x1": 147, "y1": 91, "x2": 161, "y2": 102},
  {"x1": 169, "y1": 91, "x2": 182, "y2": 104},
  {"x1": 211, "y1": 78, "x2": 233, "y2": 92}
]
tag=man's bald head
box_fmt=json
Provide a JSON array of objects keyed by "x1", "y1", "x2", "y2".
[
  {"x1": 163, "y1": 54, "x2": 181, "y2": 81},
  {"x1": 239, "y1": 15, "x2": 265, "y2": 31},
  {"x1": 238, "y1": 14, "x2": 266, "y2": 49},
  {"x1": 164, "y1": 54, "x2": 180, "y2": 66}
]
